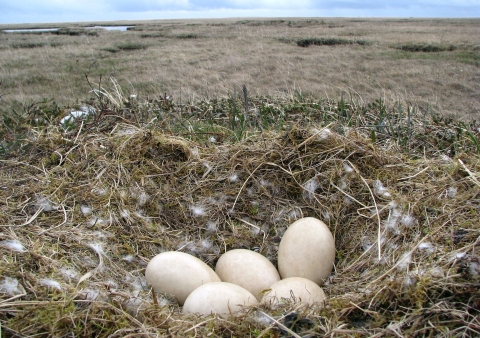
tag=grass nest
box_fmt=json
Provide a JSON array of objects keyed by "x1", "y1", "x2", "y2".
[{"x1": 1, "y1": 93, "x2": 479, "y2": 337}]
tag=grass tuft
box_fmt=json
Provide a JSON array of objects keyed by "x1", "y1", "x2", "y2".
[
  {"x1": 52, "y1": 27, "x2": 98, "y2": 36},
  {"x1": 297, "y1": 37, "x2": 371, "y2": 47},
  {"x1": 396, "y1": 43, "x2": 457, "y2": 52},
  {"x1": 175, "y1": 33, "x2": 199, "y2": 39},
  {"x1": 116, "y1": 42, "x2": 148, "y2": 51},
  {"x1": 102, "y1": 42, "x2": 148, "y2": 53},
  {"x1": 10, "y1": 42, "x2": 47, "y2": 49}
]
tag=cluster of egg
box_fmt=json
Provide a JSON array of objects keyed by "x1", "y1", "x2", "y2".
[{"x1": 145, "y1": 217, "x2": 335, "y2": 317}]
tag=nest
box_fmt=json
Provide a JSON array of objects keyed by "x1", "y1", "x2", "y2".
[{"x1": 1, "y1": 96, "x2": 479, "y2": 337}]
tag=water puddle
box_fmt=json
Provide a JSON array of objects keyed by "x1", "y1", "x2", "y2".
[{"x1": 3, "y1": 26, "x2": 134, "y2": 33}]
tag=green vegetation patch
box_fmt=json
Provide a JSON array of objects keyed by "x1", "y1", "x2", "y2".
[
  {"x1": 236, "y1": 19, "x2": 287, "y2": 26},
  {"x1": 10, "y1": 41, "x2": 47, "y2": 49},
  {"x1": 174, "y1": 33, "x2": 199, "y2": 39},
  {"x1": 51, "y1": 27, "x2": 98, "y2": 36},
  {"x1": 207, "y1": 22, "x2": 227, "y2": 26},
  {"x1": 9, "y1": 41, "x2": 66, "y2": 48},
  {"x1": 236, "y1": 19, "x2": 325, "y2": 27},
  {"x1": 277, "y1": 37, "x2": 295, "y2": 44},
  {"x1": 116, "y1": 42, "x2": 148, "y2": 51},
  {"x1": 48, "y1": 41, "x2": 64, "y2": 48},
  {"x1": 102, "y1": 42, "x2": 148, "y2": 53},
  {"x1": 140, "y1": 32, "x2": 166, "y2": 38},
  {"x1": 396, "y1": 43, "x2": 457, "y2": 52},
  {"x1": 101, "y1": 46, "x2": 120, "y2": 53},
  {"x1": 297, "y1": 37, "x2": 371, "y2": 47},
  {"x1": 386, "y1": 46, "x2": 480, "y2": 65}
]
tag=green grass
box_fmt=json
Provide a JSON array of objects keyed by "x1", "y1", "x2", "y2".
[
  {"x1": 390, "y1": 42, "x2": 480, "y2": 65},
  {"x1": 2, "y1": 83, "x2": 479, "y2": 158},
  {"x1": 235, "y1": 19, "x2": 325, "y2": 27},
  {"x1": 396, "y1": 43, "x2": 457, "y2": 52},
  {"x1": 235, "y1": 19, "x2": 288, "y2": 26},
  {"x1": 174, "y1": 33, "x2": 199, "y2": 39},
  {"x1": 10, "y1": 41, "x2": 47, "y2": 49},
  {"x1": 53, "y1": 28, "x2": 98, "y2": 36},
  {"x1": 454, "y1": 49, "x2": 480, "y2": 65},
  {"x1": 385, "y1": 46, "x2": 480, "y2": 65},
  {"x1": 140, "y1": 32, "x2": 166, "y2": 38},
  {"x1": 297, "y1": 37, "x2": 371, "y2": 47},
  {"x1": 116, "y1": 42, "x2": 148, "y2": 51},
  {"x1": 102, "y1": 42, "x2": 148, "y2": 53}
]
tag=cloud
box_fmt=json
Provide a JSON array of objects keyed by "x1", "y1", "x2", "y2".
[
  {"x1": 309, "y1": 0, "x2": 479, "y2": 10},
  {"x1": 196, "y1": 0, "x2": 314, "y2": 10},
  {"x1": 0, "y1": 0, "x2": 478, "y2": 24},
  {"x1": 104, "y1": 0, "x2": 315, "y2": 12},
  {"x1": 109, "y1": 0, "x2": 191, "y2": 12},
  {"x1": 1, "y1": 0, "x2": 105, "y2": 15}
]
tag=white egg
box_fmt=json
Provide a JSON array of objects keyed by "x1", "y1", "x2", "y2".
[
  {"x1": 278, "y1": 217, "x2": 335, "y2": 285},
  {"x1": 215, "y1": 249, "x2": 280, "y2": 299},
  {"x1": 182, "y1": 282, "x2": 258, "y2": 317},
  {"x1": 262, "y1": 277, "x2": 326, "y2": 307},
  {"x1": 145, "y1": 251, "x2": 221, "y2": 305}
]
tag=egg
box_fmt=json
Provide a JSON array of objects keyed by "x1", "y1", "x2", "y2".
[
  {"x1": 145, "y1": 251, "x2": 221, "y2": 305},
  {"x1": 215, "y1": 249, "x2": 280, "y2": 299},
  {"x1": 183, "y1": 282, "x2": 258, "y2": 317},
  {"x1": 278, "y1": 217, "x2": 335, "y2": 285},
  {"x1": 262, "y1": 277, "x2": 326, "y2": 307}
]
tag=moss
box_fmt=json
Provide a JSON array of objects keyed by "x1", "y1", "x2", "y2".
[{"x1": 297, "y1": 37, "x2": 371, "y2": 47}]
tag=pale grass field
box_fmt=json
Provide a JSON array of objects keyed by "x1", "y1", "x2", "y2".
[{"x1": 0, "y1": 18, "x2": 479, "y2": 119}]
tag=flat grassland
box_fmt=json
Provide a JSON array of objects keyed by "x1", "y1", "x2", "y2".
[{"x1": 0, "y1": 18, "x2": 479, "y2": 119}]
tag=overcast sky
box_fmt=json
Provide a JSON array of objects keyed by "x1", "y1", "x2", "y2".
[{"x1": 1, "y1": 0, "x2": 479, "y2": 24}]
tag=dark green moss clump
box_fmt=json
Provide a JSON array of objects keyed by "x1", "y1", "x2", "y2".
[
  {"x1": 175, "y1": 33, "x2": 199, "y2": 39},
  {"x1": 52, "y1": 27, "x2": 99, "y2": 36},
  {"x1": 103, "y1": 42, "x2": 148, "y2": 52},
  {"x1": 10, "y1": 42, "x2": 47, "y2": 49},
  {"x1": 396, "y1": 43, "x2": 457, "y2": 52},
  {"x1": 297, "y1": 37, "x2": 371, "y2": 47}
]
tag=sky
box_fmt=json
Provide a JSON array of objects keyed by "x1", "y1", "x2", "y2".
[{"x1": 1, "y1": 0, "x2": 479, "y2": 24}]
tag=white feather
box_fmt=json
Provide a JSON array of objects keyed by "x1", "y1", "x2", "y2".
[{"x1": 0, "y1": 239, "x2": 26, "y2": 253}]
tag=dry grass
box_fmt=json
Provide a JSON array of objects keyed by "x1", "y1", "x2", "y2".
[
  {"x1": 0, "y1": 18, "x2": 479, "y2": 120},
  {"x1": 1, "y1": 87, "x2": 479, "y2": 336},
  {"x1": 1, "y1": 17, "x2": 480, "y2": 337}
]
